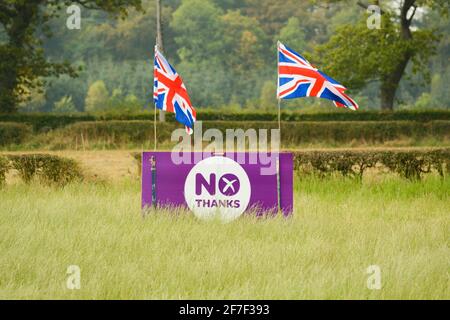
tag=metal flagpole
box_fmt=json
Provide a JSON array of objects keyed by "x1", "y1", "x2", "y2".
[
  {"x1": 154, "y1": 99, "x2": 157, "y2": 151},
  {"x1": 278, "y1": 98, "x2": 281, "y2": 134},
  {"x1": 276, "y1": 41, "x2": 282, "y2": 213},
  {"x1": 276, "y1": 41, "x2": 282, "y2": 140},
  {"x1": 154, "y1": 45, "x2": 157, "y2": 152}
]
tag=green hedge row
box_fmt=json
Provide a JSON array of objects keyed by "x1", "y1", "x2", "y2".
[
  {"x1": 0, "y1": 154, "x2": 83, "y2": 186},
  {"x1": 58, "y1": 120, "x2": 450, "y2": 146},
  {"x1": 293, "y1": 148, "x2": 450, "y2": 180},
  {"x1": 0, "y1": 122, "x2": 32, "y2": 146},
  {"x1": 132, "y1": 148, "x2": 449, "y2": 180},
  {"x1": 1, "y1": 110, "x2": 449, "y2": 131}
]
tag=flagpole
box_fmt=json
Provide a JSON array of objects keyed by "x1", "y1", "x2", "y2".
[
  {"x1": 276, "y1": 40, "x2": 281, "y2": 144},
  {"x1": 154, "y1": 97, "x2": 157, "y2": 151},
  {"x1": 154, "y1": 44, "x2": 157, "y2": 152},
  {"x1": 276, "y1": 41, "x2": 282, "y2": 214},
  {"x1": 278, "y1": 98, "x2": 281, "y2": 136}
]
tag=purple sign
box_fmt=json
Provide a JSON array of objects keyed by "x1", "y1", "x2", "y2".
[{"x1": 141, "y1": 152, "x2": 293, "y2": 220}]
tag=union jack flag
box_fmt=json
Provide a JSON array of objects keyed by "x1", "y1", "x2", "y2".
[
  {"x1": 154, "y1": 46, "x2": 197, "y2": 134},
  {"x1": 277, "y1": 42, "x2": 358, "y2": 110}
]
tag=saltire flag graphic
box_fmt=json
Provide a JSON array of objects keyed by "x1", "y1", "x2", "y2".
[
  {"x1": 154, "y1": 46, "x2": 197, "y2": 134},
  {"x1": 277, "y1": 42, "x2": 358, "y2": 110}
]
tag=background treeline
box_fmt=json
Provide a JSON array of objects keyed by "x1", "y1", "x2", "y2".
[{"x1": 13, "y1": 0, "x2": 450, "y2": 113}]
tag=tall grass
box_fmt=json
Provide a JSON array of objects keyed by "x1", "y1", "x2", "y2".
[{"x1": 0, "y1": 176, "x2": 448, "y2": 299}]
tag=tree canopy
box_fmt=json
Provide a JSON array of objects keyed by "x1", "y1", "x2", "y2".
[{"x1": 0, "y1": 0, "x2": 448, "y2": 113}]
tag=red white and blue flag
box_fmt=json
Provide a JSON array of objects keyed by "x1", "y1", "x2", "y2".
[
  {"x1": 154, "y1": 46, "x2": 197, "y2": 134},
  {"x1": 277, "y1": 42, "x2": 358, "y2": 110}
]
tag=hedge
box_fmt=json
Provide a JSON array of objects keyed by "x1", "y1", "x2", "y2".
[
  {"x1": 0, "y1": 122, "x2": 32, "y2": 146},
  {"x1": 57, "y1": 120, "x2": 450, "y2": 147},
  {"x1": 132, "y1": 148, "x2": 450, "y2": 180},
  {"x1": 0, "y1": 156, "x2": 8, "y2": 185},
  {"x1": 1, "y1": 154, "x2": 83, "y2": 185},
  {"x1": 1, "y1": 110, "x2": 449, "y2": 131},
  {"x1": 293, "y1": 148, "x2": 450, "y2": 180},
  {"x1": 0, "y1": 114, "x2": 96, "y2": 132}
]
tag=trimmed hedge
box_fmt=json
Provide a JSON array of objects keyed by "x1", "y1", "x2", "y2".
[
  {"x1": 293, "y1": 148, "x2": 450, "y2": 180},
  {"x1": 0, "y1": 156, "x2": 8, "y2": 185},
  {"x1": 132, "y1": 148, "x2": 450, "y2": 180},
  {"x1": 1, "y1": 110, "x2": 449, "y2": 132},
  {"x1": 2, "y1": 154, "x2": 83, "y2": 185},
  {"x1": 0, "y1": 114, "x2": 96, "y2": 132},
  {"x1": 0, "y1": 122, "x2": 32, "y2": 146},
  {"x1": 58, "y1": 120, "x2": 450, "y2": 146}
]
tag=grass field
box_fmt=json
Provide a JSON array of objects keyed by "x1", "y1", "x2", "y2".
[{"x1": 0, "y1": 175, "x2": 448, "y2": 299}]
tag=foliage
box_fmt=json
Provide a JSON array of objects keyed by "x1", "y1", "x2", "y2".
[
  {"x1": 294, "y1": 148, "x2": 450, "y2": 180},
  {"x1": 1, "y1": 0, "x2": 449, "y2": 112},
  {"x1": 1, "y1": 110, "x2": 450, "y2": 132},
  {"x1": 171, "y1": 0, "x2": 224, "y2": 61},
  {"x1": 17, "y1": 86, "x2": 47, "y2": 112},
  {"x1": 53, "y1": 96, "x2": 77, "y2": 113},
  {"x1": 131, "y1": 147, "x2": 449, "y2": 180},
  {"x1": 53, "y1": 120, "x2": 450, "y2": 148},
  {"x1": 85, "y1": 81, "x2": 110, "y2": 112},
  {"x1": 277, "y1": 17, "x2": 307, "y2": 51},
  {"x1": 0, "y1": 122, "x2": 32, "y2": 146},
  {"x1": 6, "y1": 154, "x2": 82, "y2": 185},
  {"x1": 0, "y1": 156, "x2": 9, "y2": 185},
  {"x1": 0, "y1": 0, "x2": 143, "y2": 113},
  {"x1": 315, "y1": 1, "x2": 443, "y2": 110},
  {"x1": 259, "y1": 81, "x2": 277, "y2": 110}
]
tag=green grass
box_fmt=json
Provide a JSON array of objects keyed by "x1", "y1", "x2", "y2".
[{"x1": 0, "y1": 176, "x2": 449, "y2": 299}]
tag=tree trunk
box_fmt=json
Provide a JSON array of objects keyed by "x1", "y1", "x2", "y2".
[
  {"x1": 378, "y1": 0, "x2": 416, "y2": 111},
  {"x1": 156, "y1": 0, "x2": 165, "y2": 122},
  {"x1": 380, "y1": 54, "x2": 410, "y2": 111}
]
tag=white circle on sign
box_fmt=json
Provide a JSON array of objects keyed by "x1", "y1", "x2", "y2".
[{"x1": 184, "y1": 156, "x2": 251, "y2": 222}]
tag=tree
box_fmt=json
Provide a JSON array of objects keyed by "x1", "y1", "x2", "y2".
[
  {"x1": 0, "y1": 0, "x2": 142, "y2": 113},
  {"x1": 53, "y1": 95, "x2": 77, "y2": 113},
  {"x1": 277, "y1": 17, "x2": 307, "y2": 51},
  {"x1": 259, "y1": 80, "x2": 277, "y2": 110},
  {"x1": 221, "y1": 10, "x2": 268, "y2": 73},
  {"x1": 85, "y1": 80, "x2": 109, "y2": 112},
  {"x1": 316, "y1": 0, "x2": 448, "y2": 110},
  {"x1": 171, "y1": 0, "x2": 225, "y2": 61},
  {"x1": 18, "y1": 85, "x2": 47, "y2": 112}
]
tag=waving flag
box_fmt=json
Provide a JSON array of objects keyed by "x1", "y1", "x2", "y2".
[
  {"x1": 154, "y1": 46, "x2": 197, "y2": 134},
  {"x1": 277, "y1": 42, "x2": 358, "y2": 110}
]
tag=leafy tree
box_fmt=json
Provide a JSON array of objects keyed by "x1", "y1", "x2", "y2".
[
  {"x1": 171, "y1": 0, "x2": 225, "y2": 61},
  {"x1": 122, "y1": 94, "x2": 144, "y2": 112},
  {"x1": 0, "y1": 0, "x2": 142, "y2": 113},
  {"x1": 429, "y1": 71, "x2": 450, "y2": 109},
  {"x1": 18, "y1": 85, "x2": 47, "y2": 112},
  {"x1": 177, "y1": 58, "x2": 230, "y2": 107},
  {"x1": 53, "y1": 95, "x2": 76, "y2": 113},
  {"x1": 316, "y1": 0, "x2": 448, "y2": 110},
  {"x1": 243, "y1": 0, "x2": 337, "y2": 45},
  {"x1": 221, "y1": 10, "x2": 268, "y2": 73},
  {"x1": 85, "y1": 80, "x2": 109, "y2": 112},
  {"x1": 259, "y1": 80, "x2": 277, "y2": 110},
  {"x1": 277, "y1": 17, "x2": 307, "y2": 51}
]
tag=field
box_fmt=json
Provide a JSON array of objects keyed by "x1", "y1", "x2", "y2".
[
  {"x1": 0, "y1": 163, "x2": 448, "y2": 299},
  {"x1": 1, "y1": 111, "x2": 449, "y2": 300}
]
